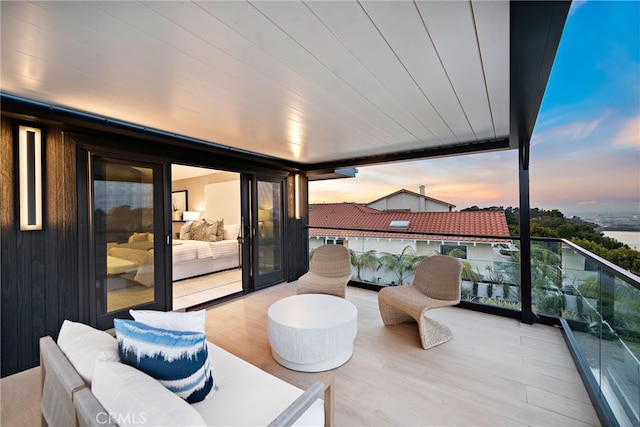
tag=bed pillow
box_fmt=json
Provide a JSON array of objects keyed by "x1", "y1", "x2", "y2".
[
  {"x1": 216, "y1": 218, "x2": 225, "y2": 241},
  {"x1": 223, "y1": 223, "x2": 240, "y2": 241},
  {"x1": 128, "y1": 232, "x2": 149, "y2": 243},
  {"x1": 92, "y1": 361, "x2": 207, "y2": 427},
  {"x1": 189, "y1": 219, "x2": 206, "y2": 241},
  {"x1": 129, "y1": 309, "x2": 206, "y2": 334},
  {"x1": 201, "y1": 220, "x2": 219, "y2": 242},
  {"x1": 180, "y1": 221, "x2": 194, "y2": 240},
  {"x1": 56, "y1": 320, "x2": 120, "y2": 385},
  {"x1": 114, "y1": 319, "x2": 216, "y2": 403}
]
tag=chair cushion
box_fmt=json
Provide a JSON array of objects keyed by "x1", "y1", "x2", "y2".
[
  {"x1": 56, "y1": 320, "x2": 120, "y2": 385},
  {"x1": 113, "y1": 319, "x2": 216, "y2": 403},
  {"x1": 92, "y1": 361, "x2": 207, "y2": 427}
]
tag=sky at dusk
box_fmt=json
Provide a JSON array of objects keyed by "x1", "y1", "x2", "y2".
[{"x1": 309, "y1": 1, "x2": 640, "y2": 218}]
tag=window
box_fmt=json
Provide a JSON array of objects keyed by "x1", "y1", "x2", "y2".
[
  {"x1": 325, "y1": 238, "x2": 344, "y2": 245},
  {"x1": 441, "y1": 244, "x2": 467, "y2": 259}
]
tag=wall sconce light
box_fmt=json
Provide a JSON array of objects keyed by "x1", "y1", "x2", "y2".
[
  {"x1": 182, "y1": 211, "x2": 200, "y2": 221},
  {"x1": 19, "y1": 125, "x2": 42, "y2": 231},
  {"x1": 294, "y1": 174, "x2": 301, "y2": 220}
]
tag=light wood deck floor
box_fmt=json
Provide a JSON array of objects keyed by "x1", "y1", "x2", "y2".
[
  {"x1": 1, "y1": 282, "x2": 601, "y2": 426},
  {"x1": 204, "y1": 282, "x2": 600, "y2": 427}
]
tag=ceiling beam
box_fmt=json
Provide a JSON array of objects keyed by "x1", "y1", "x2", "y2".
[{"x1": 510, "y1": 0, "x2": 572, "y2": 152}]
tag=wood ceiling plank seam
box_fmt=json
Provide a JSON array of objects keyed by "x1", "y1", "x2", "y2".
[
  {"x1": 143, "y1": 1, "x2": 384, "y2": 159},
  {"x1": 471, "y1": 0, "x2": 510, "y2": 139},
  {"x1": 360, "y1": 0, "x2": 476, "y2": 143},
  {"x1": 84, "y1": 0, "x2": 323, "y2": 156},
  {"x1": 20, "y1": 1, "x2": 219, "y2": 119},
  {"x1": 416, "y1": 1, "x2": 495, "y2": 141},
  {"x1": 300, "y1": 0, "x2": 437, "y2": 143},
  {"x1": 163, "y1": 0, "x2": 401, "y2": 154},
  {"x1": 354, "y1": 0, "x2": 460, "y2": 144},
  {"x1": 469, "y1": 1, "x2": 497, "y2": 139},
  {"x1": 414, "y1": 0, "x2": 479, "y2": 142},
  {"x1": 224, "y1": 0, "x2": 422, "y2": 143},
  {"x1": 3, "y1": 0, "x2": 416, "y2": 162}
]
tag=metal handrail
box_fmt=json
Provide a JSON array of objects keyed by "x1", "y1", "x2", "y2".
[{"x1": 560, "y1": 238, "x2": 640, "y2": 292}]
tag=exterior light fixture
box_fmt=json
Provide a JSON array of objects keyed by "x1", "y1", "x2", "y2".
[
  {"x1": 294, "y1": 174, "x2": 301, "y2": 219},
  {"x1": 19, "y1": 125, "x2": 42, "y2": 231}
]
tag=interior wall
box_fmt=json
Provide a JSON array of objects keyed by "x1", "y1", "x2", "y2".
[
  {"x1": 172, "y1": 170, "x2": 238, "y2": 214},
  {"x1": 205, "y1": 180, "x2": 240, "y2": 226}
]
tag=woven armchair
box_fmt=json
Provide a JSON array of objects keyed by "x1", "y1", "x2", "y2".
[
  {"x1": 378, "y1": 255, "x2": 462, "y2": 349},
  {"x1": 297, "y1": 245, "x2": 352, "y2": 298}
]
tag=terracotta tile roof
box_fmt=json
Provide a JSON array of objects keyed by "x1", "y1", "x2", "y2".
[{"x1": 309, "y1": 203, "x2": 510, "y2": 242}]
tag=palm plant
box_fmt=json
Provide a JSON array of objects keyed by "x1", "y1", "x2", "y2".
[
  {"x1": 460, "y1": 260, "x2": 481, "y2": 283},
  {"x1": 350, "y1": 249, "x2": 380, "y2": 282},
  {"x1": 378, "y1": 245, "x2": 425, "y2": 286}
]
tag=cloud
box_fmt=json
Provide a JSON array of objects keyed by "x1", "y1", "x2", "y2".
[
  {"x1": 568, "y1": 0, "x2": 588, "y2": 17},
  {"x1": 615, "y1": 116, "x2": 640, "y2": 148}
]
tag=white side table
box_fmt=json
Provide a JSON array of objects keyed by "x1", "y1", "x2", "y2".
[{"x1": 267, "y1": 294, "x2": 358, "y2": 372}]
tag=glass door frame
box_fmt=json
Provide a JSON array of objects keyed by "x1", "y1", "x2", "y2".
[
  {"x1": 77, "y1": 144, "x2": 171, "y2": 329},
  {"x1": 241, "y1": 174, "x2": 287, "y2": 292}
]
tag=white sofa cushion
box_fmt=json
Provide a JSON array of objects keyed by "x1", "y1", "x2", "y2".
[
  {"x1": 129, "y1": 309, "x2": 206, "y2": 333},
  {"x1": 56, "y1": 320, "x2": 120, "y2": 385},
  {"x1": 92, "y1": 361, "x2": 207, "y2": 427},
  {"x1": 192, "y1": 343, "x2": 324, "y2": 426},
  {"x1": 114, "y1": 319, "x2": 216, "y2": 403}
]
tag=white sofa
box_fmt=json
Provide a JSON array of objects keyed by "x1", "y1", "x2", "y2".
[{"x1": 40, "y1": 319, "x2": 330, "y2": 427}]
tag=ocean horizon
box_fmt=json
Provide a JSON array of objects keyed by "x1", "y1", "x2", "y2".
[{"x1": 602, "y1": 231, "x2": 640, "y2": 251}]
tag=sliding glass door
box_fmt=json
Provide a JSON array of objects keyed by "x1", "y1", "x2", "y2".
[
  {"x1": 243, "y1": 175, "x2": 285, "y2": 290},
  {"x1": 81, "y1": 151, "x2": 169, "y2": 329}
]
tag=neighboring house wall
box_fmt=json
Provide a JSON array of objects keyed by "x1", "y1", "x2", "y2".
[
  {"x1": 310, "y1": 234, "x2": 498, "y2": 286},
  {"x1": 366, "y1": 191, "x2": 451, "y2": 212},
  {"x1": 368, "y1": 193, "x2": 422, "y2": 212},
  {"x1": 424, "y1": 199, "x2": 451, "y2": 212},
  {"x1": 562, "y1": 247, "x2": 596, "y2": 287}
]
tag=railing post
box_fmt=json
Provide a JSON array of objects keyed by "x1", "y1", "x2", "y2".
[
  {"x1": 518, "y1": 136, "x2": 534, "y2": 324},
  {"x1": 599, "y1": 269, "x2": 615, "y2": 325}
]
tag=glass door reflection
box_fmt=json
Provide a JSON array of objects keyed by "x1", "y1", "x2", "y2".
[{"x1": 255, "y1": 179, "x2": 284, "y2": 289}]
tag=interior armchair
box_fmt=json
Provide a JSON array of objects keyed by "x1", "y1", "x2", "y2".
[
  {"x1": 297, "y1": 245, "x2": 353, "y2": 298},
  {"x1": 378, "y1": 255, "x2": 462, "y2": 349}
]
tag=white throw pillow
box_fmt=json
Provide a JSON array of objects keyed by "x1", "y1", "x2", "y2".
[
  {"x1": 129, "y1": 309, "x2": 206, "y2": 333},
  {"x1": 179, "y1": 221, "x2": 194, "y2": 240},
  {"x1": 223, "y1": 223, "x2": 240, "y2": 241},
  {"x1": 56, "y1": 320, "x2": 120, "y2": 385},
  {"x1": 92, "y1": 361, "x2": 207, "y2": 427}
]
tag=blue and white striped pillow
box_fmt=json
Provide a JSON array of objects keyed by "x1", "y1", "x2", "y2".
[{"x1": 113, "y1": 319, "x2": 216, "y2": 403}]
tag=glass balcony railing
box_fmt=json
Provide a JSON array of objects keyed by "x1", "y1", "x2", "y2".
[
  {"x1": 559, "y1": 240, "x2": 639, "y2": 427},
  {"x1": 309, "y1": 227, "x2": 640, "y2": 426}
]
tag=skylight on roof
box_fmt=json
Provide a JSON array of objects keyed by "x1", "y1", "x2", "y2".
[{"x1": 389, "y1": 220, "x2": 410, "y2": 228}]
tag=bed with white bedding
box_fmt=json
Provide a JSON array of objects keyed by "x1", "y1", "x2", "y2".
[
  {"x1": 172, "y1": 238, "x2": 240, "y2": 281},
  {"x1": 107, "y1": 221, "x2": 241, "y2": 286}
]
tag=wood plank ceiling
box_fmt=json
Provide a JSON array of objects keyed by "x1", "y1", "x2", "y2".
[{"x1": 1, "y1": 1, "x2": 508, "y2": 165}]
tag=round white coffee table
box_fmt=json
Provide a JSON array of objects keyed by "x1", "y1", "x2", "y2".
[{"x1": 267, "y1": 294, "x2": 358, "y2": 372}]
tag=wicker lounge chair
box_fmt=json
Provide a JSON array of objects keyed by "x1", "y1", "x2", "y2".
[
  {"x1": 297, "y1": 245, "x2": 352, "y2": 298},
  {"x1": 378, "y1": 255, "x2": 462, "y2": 349}
]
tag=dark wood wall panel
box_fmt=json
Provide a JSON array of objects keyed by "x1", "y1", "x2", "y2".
[
  {"x1": 1, "y1": 119, "x2": 78, "y2": 377},
  {"x1": 1, "y1": 117, "x2": 19, "y2": 376},
  {"x1": 284, "y1": 173, "x2": 309, "y2": 282}
]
